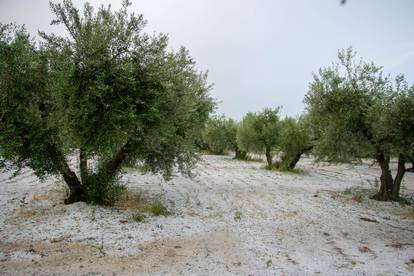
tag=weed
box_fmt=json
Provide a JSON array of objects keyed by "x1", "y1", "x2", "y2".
[
  {"x1": 268, "y1": 164, "x2": 305, "y2": 174},
  {"x1": 131, "y1": 213, "x2": 146, "y2": 222},
  {"x1": 341, "y1": 187, "x2": 372, "y2": 201},
  {"x1": 234, "y1": 211, "x2": 242, "y2": 221},
  {"x1": 85, "y1": 174, "x2": 126, "y2": 206},
  {"x1": 151, "y1": 200, "x2": 172, "y2": 216},
  {"x1": 114, "y1": 190, "x2": 152, "y2": 213},
  {"x1": 266, "y1": 259, "x2": 272, "y2": 268},
  {"x1": 398, "y1": 197, "x2": 413, "y2": 207},
  {"x1": 93, "y1": 238, "x2": 106, "y2": 257},
  {"x1": 115, "y1": 190, "x2": 173, "y2": 217}
]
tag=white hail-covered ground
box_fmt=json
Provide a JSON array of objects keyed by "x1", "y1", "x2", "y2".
[{"x1": 0, "y1": 155, "x2": 414, "y2": 275}]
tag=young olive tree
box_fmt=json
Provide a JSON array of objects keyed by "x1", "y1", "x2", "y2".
[
  {"x1": 0, "y1": 1, "x2": 214, "y2": 204},
  {"x1": 305, "y1": 48, "x2": 413, "y2": 201},
  {"x1": 276, "y1": 116, "x2": 313, "y2": 170},
  {"x1": 237, "y1": 108, "x2": 280, "y2": 167}
]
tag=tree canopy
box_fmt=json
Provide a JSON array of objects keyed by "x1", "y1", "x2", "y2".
[
  {"x1": 0, "y1": 0, "x2": 214, "y2": 204},
  {"x1": 237, "y1": 108, "x2": 280, "y2": 167},
  {"x1": 201, "y1": 116, "x2": 247, "y2": 159},
  {"x1": 276, "y1": 116, "x2": 313, "y2": 170},
  {"x1": 202, "y1": 116, "x2": 234, "y2": 154},
  {"x1": 305, "y1": 47, "x2": 414, "y2": 201}
]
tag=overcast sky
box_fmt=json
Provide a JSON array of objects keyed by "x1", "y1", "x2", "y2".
[{"x1": 1, "y1": 0, "x2": 413, "y2": 119}]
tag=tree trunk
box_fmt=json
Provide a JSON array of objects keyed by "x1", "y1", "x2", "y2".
[
  {"x1": 265, "y1": 147, "x2": 273, "y2": 168},
  {"x1": 280, "y1": 145, "x2": 313, "y2": 169},
  {"x1": 372, "y1": 153, "x2": 394, "y2": 201},
  {"x1": 79, "y1": 149, "x2": 88, "y2": 184},
  {"x1": 46, "y1": 142, "x2": 85, "y2": 203},
  {"x1": 288, "y1": 151, "x2": 303, "y2": 169},
  {"x1": 97, "y1": 142, "x2": 129, "y2": 181},
  {"x1": 60, "y1": 161, "x2": 85, "y2": 204},
  {"x1": 391, "y1": 154, "x2": 406, "y2": 200},
  {"x1": 287, "y1": 145, "x2": 313, "y2": 169}
]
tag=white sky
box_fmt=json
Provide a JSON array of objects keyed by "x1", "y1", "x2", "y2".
[{"x1": 1, "y1": 0, "x2": 413, "y2": 119}]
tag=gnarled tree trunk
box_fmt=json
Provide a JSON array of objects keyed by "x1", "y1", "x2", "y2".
[
  {"x1": 391, "y1": 154, "x2": 406, "y2": 200},
  {"x1": 372, "y1": 153, "x2": 394, "y2": 201},
  {"x1": 97, "y1": 143, "x2": 128, "y2": 181},
  {"x1": 46, "y1": 142, "x2": 85, "y2": 204},
  {"x1": 61, "y1": 163, "x2": 85, "y2": 204},
  {"x1": 288, "y1": 151, "x2": 303, "y2": 169},
  {"x1": 279, "y1": 145, "x2": 313, "y2": 170},
  {"x1": 59, "y1": 142, "x2": 130, "y2": 204}
]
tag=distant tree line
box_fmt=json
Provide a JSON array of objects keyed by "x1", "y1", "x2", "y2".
[{"x1": 200, "y1": 108, "x2": 313, "y2": 170}]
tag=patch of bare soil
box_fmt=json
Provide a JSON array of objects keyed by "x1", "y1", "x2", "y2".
[{"x1": 1, "y1": 231, "x2": 245, "y2": 275}]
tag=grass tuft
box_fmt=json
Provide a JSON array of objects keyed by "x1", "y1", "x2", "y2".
[
  {"x1": 234, "y1": 211, "x2": 242, "y2": 221},
  {"x1": 131, "y1": 213, "x2": 146, "y2": 222},
  {"x1": 151, "y1": 200, "x2": 172, "y2": 216},
  {"x1": 115, "y1": 189, "x2": 173, "y2": 217},
  {"x1": 266, "y1": 259, "x2": 272, "y2": 268},
  {"x1": 267, "y1": 164, "x2": 305, "y2": 174},
  {"x1": 398, "y1": 197, "x2": 414, "y2": 207}
]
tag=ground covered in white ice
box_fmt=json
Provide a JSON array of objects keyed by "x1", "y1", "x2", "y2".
[{"x1": 1, "y1": 155, "x2": 414, "y2": 275}]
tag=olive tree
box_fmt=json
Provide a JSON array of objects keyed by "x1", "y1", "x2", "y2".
[
  {"x1": 305, "y1": 48, "x2": 413, "y2": 201},
  {"x1": 202, "y1": 116, "x2": 231, "y2": 155},
  {"x1": 276, "y1": 116, "x2": 313, "y2": 170},
  {"x1": 0, "y1": 1, "x2": 213, "y2": 204},
  {"x1": 229, "y1": 121, "x2": 248, "y2": 160},
  {"x1": 383, "y1": 81, "x2": 414, "y2": 198},
  {"x1": 202, "y1": 116, "x2": 247, "y2": 159},
  {"x1": 237, "y1": 108, "x2": 280, "y2": 167}
]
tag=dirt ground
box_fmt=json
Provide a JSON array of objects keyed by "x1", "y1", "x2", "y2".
[{"x1": 1, "y1": 155, "x2": 414, "y2": 275}]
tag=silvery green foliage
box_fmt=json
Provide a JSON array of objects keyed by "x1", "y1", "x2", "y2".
[
  {"x1": 305, "y1": 47, "x2": 388, "y2": 162},
  {"x1": 278, "y1": 116, "x2": 312, "y2": 169},
  {"x1": 305, "y1": 47, "x2": 413, "y2": 163},
  {"x1": 202, "y1": 116, "x2": 238, "y2": 154},
  {"x1": 305, "y1": 47, "x2": 414, "y2": 200},
  {"x1": 237, "y1": 108, "x2": 280, "y2": 166},
  {"x1": 0, "y1": 1, "x2": 214, "y2": 203}
]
